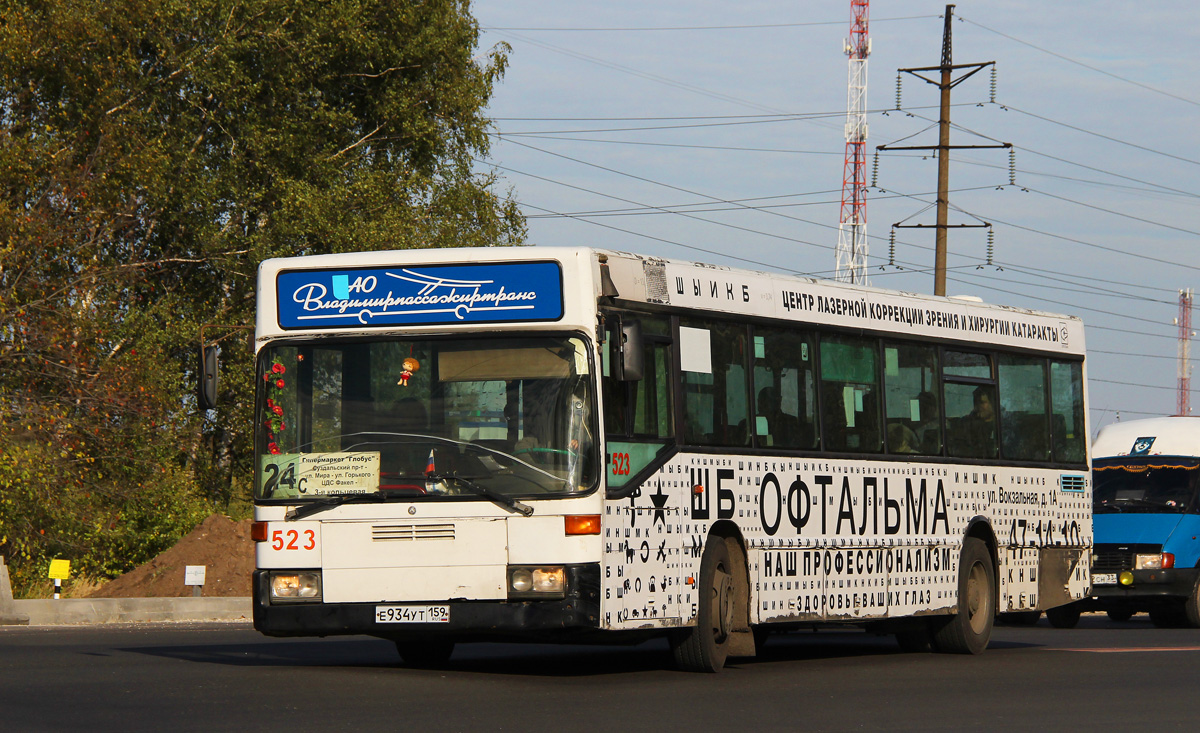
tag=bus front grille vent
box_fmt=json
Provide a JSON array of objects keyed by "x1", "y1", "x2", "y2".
[
  {"x1": 1091, "y1": 551, "x2": 1134, "y2": 573},
  {"x1": 372, "y1": 523, "x2": 456, "y2": 542}
]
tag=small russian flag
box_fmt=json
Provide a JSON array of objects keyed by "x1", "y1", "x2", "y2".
[{"x1": 425, "y1": 449, "x2": 436, "y2": 475}]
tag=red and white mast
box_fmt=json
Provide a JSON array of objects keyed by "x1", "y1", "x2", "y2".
[
  {"x1": 835, "y1": 0, "x2": 870, "y2": 284},
  {"x1": 1178, "y1": 288, "x2": 1194, "y2": 416}
]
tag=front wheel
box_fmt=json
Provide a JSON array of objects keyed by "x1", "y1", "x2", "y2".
[
  {"x1": 1186, "y1": 577, "x2": 1200, "y2": 628},
  {"x1": 671, "y1": 536, "x2": 741, "y2": 672},
  {"x1": 1046, "y1": 603, "x2": 1081, "y2": 628},
  {"x1": 395, "y1": 639, "x2": 455, "y2": 668},
  {"x1": 1150, "y1": 603, "x2": 1188, "y2": 628},
  {"x1": 931, "y1": 537, "x2": 994, "y2": 654}
]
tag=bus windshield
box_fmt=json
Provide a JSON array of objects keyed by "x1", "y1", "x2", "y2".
[
  {"x1": 1093, "y1": 462, "x2": 1200, "y2": 515},
  {"x1": 255, "y1": 335, "x2": 598, "y2": 502}
]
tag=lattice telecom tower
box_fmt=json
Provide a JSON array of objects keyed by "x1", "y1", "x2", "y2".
[
  {"x1": 1178, "y1": 288, "x2": 1194, "y2": 416},
  {"x1": 835, "y1": 0, "x2": 870, "y2": 284}
]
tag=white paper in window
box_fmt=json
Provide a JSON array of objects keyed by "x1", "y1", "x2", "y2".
[
  {"x1": 885, "y1": 348, "x2": 899, "y2": 377},
  {"x1": 679, "y1": 327, "x2": 713, "y2": 374}
]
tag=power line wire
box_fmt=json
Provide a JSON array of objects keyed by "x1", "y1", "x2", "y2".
[
  {"x1": 1000, "y1": 104, "x2": 1200, "y2": 167},
  {"x1": 484, "y1": 15, "x2": 937, "y2": 32},
  {"x1": 957, "y1": 15, "x2": 1200, "y2": 108}
]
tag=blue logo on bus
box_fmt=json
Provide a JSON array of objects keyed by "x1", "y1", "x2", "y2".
[
  {"x1": 1130, "y1": 436, "x2": 1156, "y2": 456},
  {"x1": 277, "y1": 261, "x2": 564, "y2": 329}
]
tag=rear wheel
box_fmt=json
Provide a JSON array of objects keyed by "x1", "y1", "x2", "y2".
[
  {"x1": 671, "y1": 536, "x2": 740, "y2": 672},
  {"x1": 395, "y1": 639, "x2": 455, "y2": 668},
  {"x1": 894, "y1": 627, "x2": 932, "y2": 653},
  {"x1": 1106, "y1": 609, "x2": 1135, "y2": 623},
  {"x1": 1046, "y1": 603, "x2": 1081, "y2": 628},
  {"x1": 931, "y1": 537, "x2": 994, "y2": 654}
]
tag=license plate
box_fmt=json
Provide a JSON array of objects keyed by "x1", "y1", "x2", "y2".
[
  {"x1": 375, "y1": 605, "x2": 450, "y2": 624},
  {"x1": 1092, "y1": 573, "x2": 1117, "y2": 586}
]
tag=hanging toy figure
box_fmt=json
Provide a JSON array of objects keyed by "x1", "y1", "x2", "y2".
[{"x1": 398, "y1": 357, "x2": 420, "y2": 387}]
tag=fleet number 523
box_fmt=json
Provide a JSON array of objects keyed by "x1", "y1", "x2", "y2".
[{"x1": 271, "y1": 528, "x2": 316, "y2": 551}]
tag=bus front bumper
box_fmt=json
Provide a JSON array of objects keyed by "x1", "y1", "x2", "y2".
[
  {"x1": 253, "y1": 563, "x2": 601, "y2": 640},
  {"x1": 1081, "y1": 567, "x2": 1200, "y2": 609}
]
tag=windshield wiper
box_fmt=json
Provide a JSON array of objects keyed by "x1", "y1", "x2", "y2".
[
  {"x1": 285, "y1": 492, "x2": 388, "y2": 521},
  {"x1": 428, "y1": 472, "x2": 534, "y2": 516}
]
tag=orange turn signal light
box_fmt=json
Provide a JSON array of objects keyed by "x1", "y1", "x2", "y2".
[
  {"x1": 251, "y1": 521, "x2": 268, "y2": 542},
  {"x1": 565, "y1": 514, "x2": 601, "y2": 535}
]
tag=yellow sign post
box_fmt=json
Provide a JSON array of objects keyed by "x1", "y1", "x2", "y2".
[{"x1": 48, "y1": 559, "x2": 70, "y2": 599}]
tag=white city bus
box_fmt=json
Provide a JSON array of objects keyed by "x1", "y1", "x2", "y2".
[{"x1": 248, "y1": 247, "x2": 1091, "y2": 671}]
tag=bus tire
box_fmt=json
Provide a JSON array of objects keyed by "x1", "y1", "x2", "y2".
[
  {"x1": 1150, "y1": 603, "x2": 1187, "y2": 628},
  {"x1": 999, "y1": 610, "x2": 1041, "y2": 626},
  {"x1": 931, "y1": 537, "x2": 994, "y2": 655},
  {"x1": 671, "y1": 536, "x2": 738, "y2": 672},
  {"x1": 894, "y1": 627, "x2": 932, "y2": 653},
  {"x1": 1186, "y1": 578, "x2": 1200, "y2": 628},
  {"x1": 395, "y1": 639, "x2": 455, "y2": 668},
  {"x1": 1046, "y1": 603, "x2": 1081, "y2": 628}
]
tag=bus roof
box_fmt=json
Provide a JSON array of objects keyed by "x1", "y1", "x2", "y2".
[
  {"x1": 257, "y1": 246, "x2": 1085, "y2": 355},
  {"x1": 1094, "y1": 415, "x2": 1200, "y2": 460},
  {"x1": 1092, "y1": 416, "x2": 1200, "y2": 459},
  {"x1": 597, "y1": 248, "x2": 1085, "y2": 356}
]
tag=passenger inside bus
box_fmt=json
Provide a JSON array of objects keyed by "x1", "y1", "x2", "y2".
[
  {"x1": 742, "y1": 386, "x2": 807, "y2": 448},
  {"x1": 948, "y1": 386, "x2": 997, "y2": 458},
  {"x1": 913, "y1": 390, "x2": 942, "y2": 454}
]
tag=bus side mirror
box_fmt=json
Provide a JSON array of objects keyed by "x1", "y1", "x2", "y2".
[
  {"x1": 618, "y1": 319, "x2": 643, "y2": 382},
  {"x1": 199, "y1": 345, "x2": 219, "y2": 410}
]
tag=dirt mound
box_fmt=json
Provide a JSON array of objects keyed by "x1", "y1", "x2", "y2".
[{"x1": 89, "y1": 514, "x2": 254, "y2": 598}]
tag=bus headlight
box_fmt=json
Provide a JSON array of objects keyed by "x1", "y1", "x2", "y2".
[
  {"x1": 1134, "y1": 553, "x2": 1174, "y2": 570},
  {"x1": 270, "y1": 571, "x2": 322, "y2": 603},
  {"x1": 508, "y1": 566, "x2": 565, "y2": 599}
]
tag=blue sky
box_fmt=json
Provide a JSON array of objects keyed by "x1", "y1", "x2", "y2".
[{"x1": 472, "y1": 0, "x2": 1200, "y2": 436}]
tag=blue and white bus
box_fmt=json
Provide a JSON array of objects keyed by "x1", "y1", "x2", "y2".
[
  {"x1": 1059, "y1": 416, "x2": 1200, "y2": 627},
  {"x1": 246, "y1": 247, "x2": 1092, "y2": 671}
]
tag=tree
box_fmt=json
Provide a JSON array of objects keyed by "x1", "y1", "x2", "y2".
[{"x1": 0, "y1": 0, "x2": 524, "y2": 594}]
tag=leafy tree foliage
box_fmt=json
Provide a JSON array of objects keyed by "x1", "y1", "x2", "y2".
[{"x1": 0, "y1": 0, "x2": 523, "y2": 594}]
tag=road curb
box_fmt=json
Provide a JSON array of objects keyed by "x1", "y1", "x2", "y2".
[{"x1": 4, "y1": 597, "x2": 252, "y2": 626}]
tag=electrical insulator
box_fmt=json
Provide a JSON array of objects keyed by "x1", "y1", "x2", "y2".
[
  {"x1": 1008, "y1": 148, "x2": 1016, "y2": 186},
  {"x1": 871, "y1": 150, "x2": 880, "y2": 188},
  {"x1": 989, "y1": 66, "x2": 997, "y2": 104},
  {"x1": 894, "y1": 73, "x2": 902, "y2": 110}
]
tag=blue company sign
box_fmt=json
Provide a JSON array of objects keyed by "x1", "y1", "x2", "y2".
[{"x1": 276, "y1": 261, "x2": 563, "y2": 329}]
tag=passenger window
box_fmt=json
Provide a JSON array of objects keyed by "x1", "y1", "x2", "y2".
[
  {"x1": 944, "y1": 351, "x2": 997, "y2": 459},
  {"x1": 601, "y1": 315, "x2": 672, "y2": 440},
  {"x1": 1050, "y1": 360, "x2": 1086, "y2": 463},
  {"x1": 751, "y1": 326, "x2": 818, "y2": 450},
  {"x1": 883, "y1": 342, "x2": 940, "y2": 455},
  {"x1": 632, "y1": 341, "x2": 673, "y2": 438},
  {"x1": 680, "y1": 320, "x2": 750, "y2": 447},
  {"x1": 998, "y1": 355, "x2": 1049, "y2": 461},
  {"x1": 819, "y1": 335, "x2": 881, "y2": 453}
]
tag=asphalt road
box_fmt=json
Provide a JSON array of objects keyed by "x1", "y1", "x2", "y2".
[{"x1": 3, "y1": 614, "x2": 1198, "y2": 732}]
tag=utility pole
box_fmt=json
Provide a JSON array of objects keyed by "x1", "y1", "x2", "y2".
[
  {"x1": 835, "y1": 0, "x2": 870, "y2": 285},
  {"x1": 878, "y1": 5, "x2": 1010, "y2": 296}
]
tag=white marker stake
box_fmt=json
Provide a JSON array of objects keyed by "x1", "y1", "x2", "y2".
[{"x1": 184, "y1": 565, "x2": 207, "y2": 598}]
